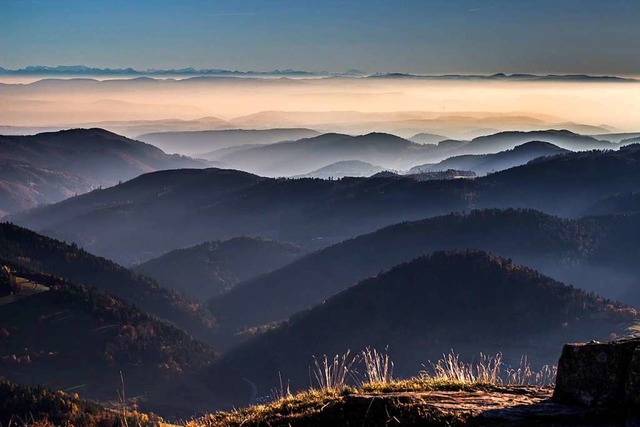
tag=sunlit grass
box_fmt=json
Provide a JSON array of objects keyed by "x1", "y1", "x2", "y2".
[{"x1": 191, "y1": 349, "x2": 556, "y2": 426}]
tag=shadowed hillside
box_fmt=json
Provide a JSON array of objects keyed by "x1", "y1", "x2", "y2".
[
  {"x1": 0, "y1": 128, "x2": 207, "y2": 215},
  {"x1": 0, "y1": 223, "x2": 216, "y2": 340},
  {"x1": 0, "y1": 267, "x2": 216, "y2": 410},
  {"x1": 586, "y1": 190, "x2": 640, "y2": 215},
  {"x1": 208, "y1": 251, "x2": 635, "y2": 405},
  {"x1": 134, "y1": 237, "x2": 303, "y2": 301},
  {"x1": 0, "y1": 379, "x2": 160, "y2": 426},
  {"x1": 9, "y1": 145, "x2": 640, "y2": 265},
  {"x1": 209, "y1": 209, "x2": 640, "y2": 332}
]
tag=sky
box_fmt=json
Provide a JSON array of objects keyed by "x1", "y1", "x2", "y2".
[{"x1": 2, "y1": 0, "x2": 640, "y2": 75}]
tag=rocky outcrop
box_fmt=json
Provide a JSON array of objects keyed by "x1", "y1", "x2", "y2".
[{"x1": 554, "y1": 337, "x2": 640, "y2": 415}]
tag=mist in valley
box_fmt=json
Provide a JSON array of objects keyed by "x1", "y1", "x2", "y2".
[{"x1": 2, "y1": 77, "x2": 639, "y2": 138}]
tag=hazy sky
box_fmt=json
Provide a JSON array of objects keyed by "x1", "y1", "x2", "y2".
[{"x1": 2, "y1": 0, "x2": 640, "y2": 75}]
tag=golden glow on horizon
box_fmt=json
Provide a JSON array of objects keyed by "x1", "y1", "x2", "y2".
[{"x1": 1, "y1": 78, "x2": 639, "y2": 135}]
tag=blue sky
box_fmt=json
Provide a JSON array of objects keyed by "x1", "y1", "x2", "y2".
[{"x1": 2, "y1": 0, "x2": 639, "y2": 75}]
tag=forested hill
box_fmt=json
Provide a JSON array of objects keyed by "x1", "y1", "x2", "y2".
[
  {"x1": 0, "y1": 222, "x2": 216, "y2": 341},
  {"x1": 208, "y1": 251, "x2": 635, "y2": 406},
  {"x1": 209, "y1": 209, "x2": 640, "y2": 332}
]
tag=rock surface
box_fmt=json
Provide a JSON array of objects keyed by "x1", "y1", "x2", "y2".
[
  {"x1": 554, "y1": 337, "x2": 640, "y2": 421},
  {"x1": 195, "y1": 387, "x2": 623, "y2": 426}
]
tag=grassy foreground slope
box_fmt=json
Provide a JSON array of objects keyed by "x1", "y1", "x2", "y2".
[{"x1": 207, "y1": 251, "x2": 635, "y2": 405}]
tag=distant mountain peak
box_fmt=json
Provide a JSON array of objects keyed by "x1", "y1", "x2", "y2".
[{"x1": 511, "y1": 140, "x2": 564, "y2": 151}]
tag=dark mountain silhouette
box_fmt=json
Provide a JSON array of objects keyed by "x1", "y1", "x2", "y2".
[
  {"x1": 9, "y1": 145, "x2": 640, "y2": 265},
  {"x1": 409, "y1": 141, "x2": 569, "y2": 175},
  {"x1": 133, "y1": 237, "x2": 303, "y2": 301},
  {"x1": 0, "y1": 128, "x2": 206, "y2": 215},
  {"x1": 136, "y1": 128, "x2": 321, "y2": 156},
  {"x1": 586, "y1": 191, "x2": 640, "y2": 216},
  {"x1": 209, "y1": 251, "x2": 635, "y2": 405},
  {"x1": 292, "y1": 160, "x2": 386, "y2": 179},
  {"x1": 408, "y1": 169, "x2": 476, "y2": 180},
  {"x1": 621, "y1": 136, "x2": 640, "y2": 146},
  {"x1": 209, "y1": 209, "x2": 640, "y2": 332},
  {"x1": 0, "y1": 223, "x2": 216, "y2": 340},
  {"x1": 0, "y1": 267, "x2": 216, "y2": 410}
]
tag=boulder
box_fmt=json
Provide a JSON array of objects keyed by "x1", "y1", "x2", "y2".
[{"x1": 554, "y1": 338, "x2": 640, "y2": 409}]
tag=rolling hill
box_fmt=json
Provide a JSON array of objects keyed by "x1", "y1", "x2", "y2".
[
  {"x1": 0, "y1": 223, "x2": 216, "y2": 341},
  {"x1": 214, "y1": 129, "x2": 614, "y2": 176},
  {"x1": 216, "y1": 132, "x2": 431, "y2": 176},
  {"x1": 0, "y1": 267, "x2": 216, "y2": 411},
  {"x1": 408, "y1": 141, "x2": 569, "y2": 176},
  {"x1": 208, "y1": 251, "x2": 635, "y2": 405},
  {"x1": 209, "y1": 209, "x2": 640, "y2": 332},
  {"x1": 292, "y1": 160, "x2": 386, "y2": 179},
  {"x1": 0, "y1": 128, "x2": 207, "y2": 215},
  {"x1": 9, "y1": 145, "x2": 640, "y2": 265},
  {"x1": 133, "y1": 237, "x2": 303, "y2": 301},
  {"x1": 136, "y1": 128, "x2": 321, "y2": 156},
  {"x1": 408, "y1": 132, "x2": 447, "y2": 145},
  {"x1": 585, "y1": 190, "x2": 640, "y2": 216},
  {"x1": 446, "y1": 130, "x2": 611, "y2": 156}
]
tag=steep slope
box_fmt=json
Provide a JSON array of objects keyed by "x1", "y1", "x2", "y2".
[
  {"x1": 137, "y1": 128, "x2": 321, "y2": 156},
  {"x1": 409, "y1": 141, "x2": 569, "y2": 175},
  {"x1": 0, "y1": 223, "x2": 216, "y2": 340},
  {"x1": 209, "y1": 251, "x2": 635, "y2": 404},
  {"x1": 0, "y1": 128, "x2": 207, "y2": 215},
  {"x1": 209, "y1": 209, "x2": 640, "y2": 331},
  {"x1": 133, "y1": 237, "x2": 303, "y2": 301},
  {"x1": 10, "y1": 145, "x2": 640, "y2": 265},
  {"x1": 292, "y1": 160, "x2": 386, "y2": 179},
  {"x1": 0, "y1": 267, "x2": 216, "y2": 411}
]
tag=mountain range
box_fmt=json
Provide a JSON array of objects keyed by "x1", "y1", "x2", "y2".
[
  {"x1": 136, "y1": 128, "x2": 321, "y2": 156},
  {"x1": 408, "y1": 141, "x2": 569, "y2": 175},
  {"x1": 212, "y1": 130, "x2": 615, "y2": 176},
  {"x1": 208, "y1": 251, "x2": 635, "y2": 406},
  {"x1": 3, "y1": 67, "x2": 635, "y2": 82},
  {"x1": 292, "y1": 160, "x2": 387, "y2": 179},
  {"x1": 209, "y1": 209, "x2": 640, "y2": 336},
  {"x1": 133, "y1": 237, "x2": 303, "y2": 301},
  {"x1": 0, "y1": 128, "x2": 207, "y2": 215},
  {"x1": 9, "y1": 142, "x2": 640, "y2": 265},
  {"x1": 0, "y1": 223, "x2": 216, "y2": 341}
]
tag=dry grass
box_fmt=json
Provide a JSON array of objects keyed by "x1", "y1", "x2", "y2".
[
  {"x1": 311, "y1": 350, "x2": 358, "y2": 390},
  {"x1": 190, "y1": 349, "x2": 557, "y2": 427},
  {"x1": 426, "y1": 350, "x2": 557, "y2": 387},
  {"x1": 361, "y1": 347, "x2": 394, "y2": 385}
]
